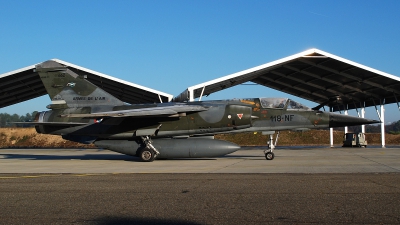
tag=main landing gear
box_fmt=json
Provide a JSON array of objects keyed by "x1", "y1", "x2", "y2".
[
  {"x1": 139, "y1": 136, "x2": 160, "y2": 162},
  {"x1": 265, "y1": 131, "x2": 279, "y2": 160}
]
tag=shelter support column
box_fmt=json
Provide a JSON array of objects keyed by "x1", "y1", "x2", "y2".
[
  {"x1": 330, "y1": 107, "x2": 334, "y2": 147},
  {"x1": 361, "y1": 103, "x2": 365, "y2": 133},
  {"x1": 189, "y1": 89, "x2": 194, "y2": 102},
  {"x1": 344, "y1": 108, "x2": 348, "y2": 134},
  {"x1": 381, "y1": 100, "x2": 385, "y2": 148}
]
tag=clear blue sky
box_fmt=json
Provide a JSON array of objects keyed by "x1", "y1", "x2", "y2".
[{"x1": 1, "y1": 0, "x2": 399, "y2": 122}]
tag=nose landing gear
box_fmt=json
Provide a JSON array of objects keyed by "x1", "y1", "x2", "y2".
[
  {"x1": 264, "y1": 131, "x2": 279, "y2": 160},
  {"x1": 265, "y1": 151, "x2": 275, "y2": 160}
]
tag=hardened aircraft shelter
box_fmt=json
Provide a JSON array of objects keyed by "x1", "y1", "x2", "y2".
[
  {"x1": 175, "y1": 48, "x2": 400, "y2": 147},
  {"x1": 1, "y1": 49, "x2": 399, "y2": 146}
]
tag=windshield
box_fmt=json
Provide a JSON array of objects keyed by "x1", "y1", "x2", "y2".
[
  {"x1": 259, "y1": 98, "x2": 311, "y2": 110},
  {"x1": 260, "y1": 98, "x2": 287, "y2": 109}
]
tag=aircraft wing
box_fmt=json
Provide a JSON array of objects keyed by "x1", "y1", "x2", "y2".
[{"x1": 59, "y1": 105, "x2": 208, "y2": 118}]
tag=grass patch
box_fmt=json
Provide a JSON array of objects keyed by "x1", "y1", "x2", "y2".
[{"x1": 16, "y1": 135, "x2": 31, "y2": 144}]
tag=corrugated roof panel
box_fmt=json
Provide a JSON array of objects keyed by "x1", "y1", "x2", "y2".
[
  {"x1": 0, "y1": 59, "x2": 173, "y2": 108},
  {"x1": 178, "y1": 48, "x2": 400, "y2": 111}
]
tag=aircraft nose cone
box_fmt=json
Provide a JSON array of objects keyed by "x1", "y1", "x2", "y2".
[{"x1": 329, "y1": 113, "x2": 380, "y2": 127}]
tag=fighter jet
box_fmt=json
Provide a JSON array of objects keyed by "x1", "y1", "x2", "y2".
[{"x1": 31, "y1": 60, "x2": 379, "y2": 162}]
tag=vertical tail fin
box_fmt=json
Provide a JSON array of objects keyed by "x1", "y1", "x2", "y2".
[{"x1": 36, "y1": 60, "x2": 124, "y2": 108}]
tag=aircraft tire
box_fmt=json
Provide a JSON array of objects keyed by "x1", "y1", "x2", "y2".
[
  {"x1": 265, "y1": 152, "x2": 274, "y2": 160},
  {"x1": 139, "y1": 148, "x2": 155, "y2": 162}
]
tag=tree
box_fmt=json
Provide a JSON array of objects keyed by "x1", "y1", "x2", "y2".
[{"x1": 0, "y1": 111, "x2": 38, "y2": 127}]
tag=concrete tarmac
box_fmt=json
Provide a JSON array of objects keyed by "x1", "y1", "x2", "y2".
[
  {"x1": 0, "y1": 147, "x2": 399, "y2": 173},
  {"x1": 1, "y1": 147, "x2": 399, "y2": 224},
  {"x1": 1, "y1": 173, "x2": 399, "y2": 224}
]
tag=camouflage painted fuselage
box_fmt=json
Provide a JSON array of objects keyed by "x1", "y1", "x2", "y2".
[
  {"x1": 32, "y1": 60, "x2": 378, "y2": 159},
  {"x1": 35, "y1": 98, "x2": 332, "y2": 144}
]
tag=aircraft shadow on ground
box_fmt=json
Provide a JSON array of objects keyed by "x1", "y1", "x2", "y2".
[
  {"x1": 0, "y1": 153, "x2": 219, "y2": 161},
  {"x1": 223, "y1": 154, "x2": 262, "y2": 158},
  {"x1": 0, "y1": 153, "x2": 136, "y2": 161}
]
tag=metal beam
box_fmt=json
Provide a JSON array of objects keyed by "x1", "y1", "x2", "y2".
[
  {"x1": 299, "y1": 58, "x2": 400, "y2": 95},
  {"x1": 255, "y1": 76, "x2": 329, "y2": 100},
  {"x1": 270, "y1": 70, "x2": 346, "y2": 97},
  {"x1": 283, "y1": 65, "x2": 381, "y2": 99}
]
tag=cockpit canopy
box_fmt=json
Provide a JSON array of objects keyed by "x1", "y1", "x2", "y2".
[{"x1": 259, "y1": 98, "x2": 311, "y2": 110}]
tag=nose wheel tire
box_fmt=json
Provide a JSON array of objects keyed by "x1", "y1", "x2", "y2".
[
  {"x1": 265, "y1": 152, "x2": 275, "y2": 160},
  {"x1": 139, "y1": 148, "x2": 155, "y2": 162}
]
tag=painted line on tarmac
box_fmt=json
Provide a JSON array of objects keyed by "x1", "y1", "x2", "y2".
[
  {"x1": 0, "y1": 173, "x2": 179, "y2": 179},
  {"x1": 0, "y1": 174, "x2": 60, "y2": 179},
  {"x1": 72, "y1": 174, "x2": 107, "y2": 177},
  {"x1": 21, "y1": 175, "x2": 57, "y2": 178},
  {"x1": 0, "y1": 173, "x2": 110, "y2": 180}
]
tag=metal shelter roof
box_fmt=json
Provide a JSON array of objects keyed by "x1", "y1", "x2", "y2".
[
  {"x1": 175, "y1": 48, "x2": 400, "y2": 111},
  {"x1": 2, "y1": 49, "x2": 399, "y2": 112},
  {"x1": 0, "y1": 59, "x2": 173, "y2": 108}
]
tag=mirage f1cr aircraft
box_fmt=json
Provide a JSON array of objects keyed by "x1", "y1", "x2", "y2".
[{"x1": 31, "y1": 60, "x2": 379, "y2": 162}]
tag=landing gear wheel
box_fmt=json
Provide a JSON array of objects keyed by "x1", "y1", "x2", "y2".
[
  {"x1": 139, "y1": 148, "x2": 155, "y2": 162},
  {"x1": 265, "y1": 152, "x2": 275, "y2": 160}
]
